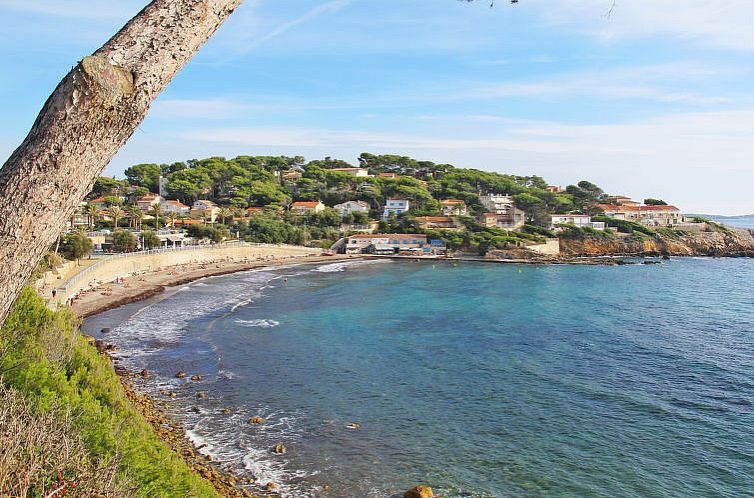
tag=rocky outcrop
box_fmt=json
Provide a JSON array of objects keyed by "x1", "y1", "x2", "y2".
[
  {"x1": 559, "y1": 227, "x2": 754, "y2": 257},
  {"x1": 404, "y1": 486, "x2": 434, "y2": 498}
]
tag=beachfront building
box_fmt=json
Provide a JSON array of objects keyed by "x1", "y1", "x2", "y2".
[
  {"x1": 345, "y1": 234, "x2": 429, "y2": 255},
  {"x1": 415, "y1": 216, "x2": 458, "y2": 230},
  {"x1": 597, "y1": 204, "x2": 682, "y2": 227},
  {"x1": 136, "y1": 193, "x2": 163, "y2": 212},
  {"x1": 291, "y1": 200, "x2": 325, "y2": 215},
  {"x1": 550, "y1": 214, "x2": 606, "y2": 231},
  {"x1": 190, "y1": 199, "x2": 220, "y2": 223},
  {"x1": 329, "y1": 167, "x2": 372, "y2": 177},
  {"x1": 333, "y1": 200, "x2": 370, "y2": 217},
  {"x1": 609, "y1": 195, "x2": 640, "y2": 206},
  {"x1": 161, "y1": 199, "x2": 190, "y2": 215},
  {"x1": 382, "y1": 199, "x2": 410, "y2": 220},
  {"x1": 440, "y1": 199, "x2": 468, "y2": 216}
]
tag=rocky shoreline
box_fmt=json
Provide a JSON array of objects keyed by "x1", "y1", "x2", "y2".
[{"x1": 79, "y1": 254, "x2": 366, "y2": 497}]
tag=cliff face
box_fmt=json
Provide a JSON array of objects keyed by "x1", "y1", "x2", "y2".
[{"x1": 559, "y1": 228, "x2": 754, "y2": 257}]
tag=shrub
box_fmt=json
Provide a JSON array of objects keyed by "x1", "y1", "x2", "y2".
[
  {"x1": 0, "y1": 289, "x2": 219, "y2": 497},
  {"x1": 0, "y1": 383, "x2": 124, "y2": 497},
  {"x1": 112, "y1": 230, "x2": 137, "y2": 252}
]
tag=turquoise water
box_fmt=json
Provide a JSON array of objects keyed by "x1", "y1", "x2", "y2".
[{"x1": 83, "y1": 258, "x2": 754, "y2": 497}]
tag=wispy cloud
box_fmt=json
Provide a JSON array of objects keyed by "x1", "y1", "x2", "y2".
[
  {"x1": 541, "y1": 0, "x2": 754, "y2": 51},
  {"x1": 244, "y1": 0, "x2": 351, "y2": 50},
  {"x1": 476, "y1": 61, "x2": 737, "y2": 105},
  {"x1": 160, "y1": 108, "x2": 754, "y2": 214}
]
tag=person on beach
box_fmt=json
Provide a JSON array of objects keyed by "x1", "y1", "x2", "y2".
[{"x1": 51, "y1": 289, "x2": 56, "y2": 299}]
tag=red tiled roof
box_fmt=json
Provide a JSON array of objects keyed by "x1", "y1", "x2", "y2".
[
  {"x1": 416, "y1": 216, "x2": 453, "y2": 222},
  {"x1": 349, "y1": 233, "x2": 427, "y2": 239},
  {"x1": 597, "y1": 204, "x2": 680, "y2": 212},
  {"x1": 292, "y1": 201, "x2": 322, "y2": 208},
  {"x1": 440, "y1": 199, "x2": 465, "y2": 204},
  {"x1": 88, "y1": 197, "x2": 106, "y2": 203}
]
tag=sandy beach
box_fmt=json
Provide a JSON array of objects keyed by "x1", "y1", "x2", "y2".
[{"x1": 69, "y1": 252, "x2": 366, "y2": 319}]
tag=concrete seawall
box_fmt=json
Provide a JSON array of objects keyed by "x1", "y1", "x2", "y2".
[{"x1": 56, "y1": 243, "x2": 319, "y2": 302}]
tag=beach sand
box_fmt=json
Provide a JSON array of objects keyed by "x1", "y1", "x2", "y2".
[{"x1": 70, "y1": 253, "x2": 363, "y2": 319}]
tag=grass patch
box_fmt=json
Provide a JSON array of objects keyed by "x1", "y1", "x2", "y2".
[{"x1": 0, "y1": 288, "x2": 219, "y2": 497}]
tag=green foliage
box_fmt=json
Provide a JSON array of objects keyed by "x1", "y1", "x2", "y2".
[
  {"x1": 592, "y1": 215, "x2": 655, "y2": 236},
  {"x1": 103, "y1": 196, "x2": 122, "y2": 207},
  {"x1": 88, "y1": 177, "x2": 130, "y2": 200},
  {"x1": 643, "y1": 198, "x2": 668, "y2": 206},
  {"x1": 141, "y1": 230, "x2": 161, "y2": 249},
  {"x1": 243, "y1": 215, "x2": 306, "y2": 245},
  {"x1": 112, "y1": 230, "x2": 137, "y2": 252},
  {"x1": 522, "y1": 224, "x2": 556, "y2": 238},
  {"x1": 556, "y1": 223, "x2": 614, "y2": 239},
  {"x1": 0, "y1": 289, "x2": 219, "y2": 497},
  {"x1": 61, "y1": 232, "x2": 93, "y2": 261},
  {"x1": 125, "y1": 163, "x2": 162, "y2": 192},
  {"x1": 186, "y1": 225, "x2": 228, "y2": 243}
]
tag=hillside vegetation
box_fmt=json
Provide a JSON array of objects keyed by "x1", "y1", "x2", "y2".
[{"x1": 0, "y1": 289, "x2": 220, "y2": 497}]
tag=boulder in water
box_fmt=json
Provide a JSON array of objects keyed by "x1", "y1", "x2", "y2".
[
  {"x1": 190, "y1": 374, "x2": 203, "y2": 381},
  {"x1": 249, "y1": 416, "x2": 265, "y2": 425},
  {"x1": 273, "y1": 443, "x2": 286, "y2": 454},
  {"x1": 404, "y1": 486, "x2": 434, "y2": 498},
  {"x1": 139, "y1": 369, "x2": 150, "y2": 378},
  {"x1": 265, "y1": 482, "x2": 280, "y2": 492},
  {"x1": 196, "y1": 391, "x2": 206, "y2": 399},
  {"x1": 175, "y1": 371, "x2": 186, "y2": 379}
]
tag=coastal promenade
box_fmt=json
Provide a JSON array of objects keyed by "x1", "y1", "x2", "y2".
[{"x1": 41, "y1": 242, "x2": 323, "y2": 313}]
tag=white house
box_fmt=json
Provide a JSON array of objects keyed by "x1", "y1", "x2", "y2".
[
  {"x1": 382, "y1": 199, "x2": 410, "y2": 220},
  {"x1": 440, "y1": 199, "x2": 468, "y2": 216},
  {"x1": 291, "y1": 201, "x2": 325, "y2": 214},
  {"x1": 190, "y1": 199, "x2": 220, "y2": 222},
  {"x1": 550, "y1": 214, "x2": 606, "y2": 231},
  {"x1": 161, "y1": 199, "x2": 190, "y2": 215},
  {"x1": 136, "y1": 193, "x2": 163, "y2": 212},
  {"x1": 334, "y1": 200, "x2": 370, "y2": 217},
  {"x1": 330, "y1": 167, "x2": 372, "y2": 177}
]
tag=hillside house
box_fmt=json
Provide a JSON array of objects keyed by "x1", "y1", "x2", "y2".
[
  {"x1": 550, "y1": 214, "x2": 606, "y2": 231},
  {"x1": 190, "y1": 199, "x2": 220, "y2": 222},
  {"x1": 334, "y1": 200, "x2": 370, "y2": 217},
  {"x1": 291, "y1": 201, "x2": 325, "y2": 215},
  {"x1": 330, "y1": 167, "x2": 372, "y2": 177},
  {"x1": 136, "y1": 194, "x2": 163, "y2": 212},
  {"x1": 415, "y1": 216, "x2": 458, "y2": 230},
  {"x1": 596, "y1": 204, "x2": 682, "y2": 227},
  {"x1": 382, "y1": 199, "x2": 410, "y2": 220},
  {"x1": 161, "y1": 199, "x2": 190, "y2": 215},
  {"x1": 440, "y1": 199, "x2": 468, "y2": 216}
]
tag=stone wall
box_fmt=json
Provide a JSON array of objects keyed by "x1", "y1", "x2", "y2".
[{"x1": 57, "y1": 244, "x2": 318, "y2": 301}]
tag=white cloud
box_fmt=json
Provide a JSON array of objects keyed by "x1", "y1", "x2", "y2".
[
  {"x1": 152, "y1": 108, "x2": 754, "y2": 214},
  {"x1": 541, "y1": 0, "x2": 754, "y2": 51},
  {"x1": 476, "y1": 61, "x2": 737, "y2": 105}
]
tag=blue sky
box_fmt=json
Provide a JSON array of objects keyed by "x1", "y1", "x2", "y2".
[{"x1": 1, "y1": 0, "x2": 753, "y2": 214}]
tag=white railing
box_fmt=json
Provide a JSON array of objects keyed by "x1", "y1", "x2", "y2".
[{"x1": 57, "y1": 241, "x2": 312, "y2": 295}]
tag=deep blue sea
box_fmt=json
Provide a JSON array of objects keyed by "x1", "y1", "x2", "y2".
[{"x1": 83, "y1": 258, "x2": 754, "y2": 498}]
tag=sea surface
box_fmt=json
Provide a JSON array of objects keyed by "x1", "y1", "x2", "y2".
[
  {"x1": 83, "y1": 258, "x2": 754, "y2": 498},
  {"x1": 707, "y1": 214, "x2": 754, "y2": 229}
]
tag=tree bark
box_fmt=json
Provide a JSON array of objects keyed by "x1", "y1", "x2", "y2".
[{"x1": 0, "y1": 0, "x2": 242, "y2": 326}]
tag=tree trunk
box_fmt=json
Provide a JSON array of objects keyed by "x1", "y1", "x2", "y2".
[{"x1": 0, "y1": 0, "x2": 242, "y2": 326}]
